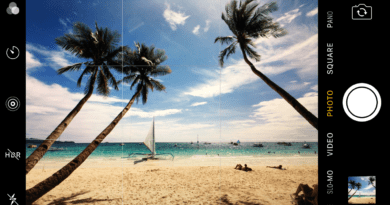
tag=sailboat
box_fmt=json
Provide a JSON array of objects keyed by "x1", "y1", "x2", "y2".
[{"x1": 123, "y1": 117, "x2": 174, "y2": 163}]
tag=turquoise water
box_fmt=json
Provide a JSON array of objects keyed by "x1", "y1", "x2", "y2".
[
  {"x1": 349, "y1": 195, "x2": 376, "y2": 198},
  {"x1": 26, "y1": 142, "x2": 318, "y2": 162}
]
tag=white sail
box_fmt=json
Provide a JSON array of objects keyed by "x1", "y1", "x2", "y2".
[{"x1": 144, "y1": 117, "x2": 155, "y2": 156}]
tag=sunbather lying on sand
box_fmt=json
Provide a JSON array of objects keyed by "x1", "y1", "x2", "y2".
[
  {"x1": 234, "y1": 164, "x2": 243, "y2": 170},
  {"x1": 291, "y1": 184, "x2": 318, "y2": 205},
  {"x1": 242, "y1": 164, "x2": 252, "y2": 171},
  {"x1": 266, "y1": 165, "x2": 286, "y2": 170}
]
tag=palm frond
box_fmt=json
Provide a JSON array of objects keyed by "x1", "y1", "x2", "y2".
[
  {"x1": 244, "y1": 0, "x2": 258, "y2": 17},
  {"x1": 102, "y1": 64, "x2": 119, "y2": 91},
  {"x1": 97, "y1": 68, "x2": 109, "y2": 96},
  {"x1": 118, "y1": 74, "x2": 137, "y2": 85},
  {"x1": 218, "y1": 42, "x2": 237, "y2": 67},
  {"x1": 239, "y1": 0, "x2": 256, "y2": 17},
  {"x1": 134, "y1": 82, "x2": 143, "y2": 104},
  {"x1": 141, "y1": 82, "x2": 149, "y2": 105},
  {"x1": 149, "y1": 79, "x2": 166, "y2": 91},
  {"x1": 214, "y1": 36, "x2": 235, "y2": 45},
  {"x1": 244, "y1": 45, "x2": 261, "y2": 61},
  {"x1": 144, "y1": 77, "x2": 154, "y2": 92},
  {"x1": 130, "y1": 75, "x2": 141, "y2": 90},
  {"x1": 150, "y1": 66, "x2": 172, "y2": 77},
  {"x1": 84, "y1": 69, "x2": 98, "y2": 95},
  {"x1": 257, "y1": 2, "x2": 278, "y2": 16},
  {"x1": 77, "y1": 63, "x2": 95, "y2": 87},
  {"x1": 57, "y1": 62, "x2": 84, "y2": 75}
]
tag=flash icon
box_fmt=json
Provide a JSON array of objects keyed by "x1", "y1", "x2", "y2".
[{"x1": 7, "y1": 193, "x2": 19, "y2": 205}]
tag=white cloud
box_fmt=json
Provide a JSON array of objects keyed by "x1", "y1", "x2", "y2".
[
  {"x1": 306, "y1": 7, "x2": 318, "y2": 17},
  {"x1": 26, "y1": 51, "x2": 42, "y2": 70},
  {"x1": 183, "y1": 65, "x2": 258, "y2": 98},
  {"x1": 26, "y1": 43, "x2": 81, "y2": 83},
  {"x1": 221, "y1": 92, "x2": 318, "y2": 142},
  {"x1": 191, "y1": 102, "x2": 207, "y2": 106},
  {"x1": 27, "y1": 43, "x2": 73, "y2": 69},
  {"x1": 26, "y1": 75, "x2": 181, "y2": 142},
  {"x1": 276, "y1": 8, "x2": 302, "y2": 26},
  {"x1": 59, "y1": 18, "x2": 68, "y2": 27},
  {"x1": 128, "y1": 22, "x2": 144, "y2": 33},
  {"x1": 192, "y1": 25, "x2": 200, "y2": 35},
  {"x1": 204, "y1": 20, "x2": 211, "y2": 32},
  {"x1": 185, "y1": 18, "x2": 317, "y2": 98},
  {"x1": 163, "y1": 3, "x2": 190, "y2": 30}
]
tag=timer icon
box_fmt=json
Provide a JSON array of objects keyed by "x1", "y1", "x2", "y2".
[{"x1": 6, "y1": 46, "x2": 20, "y2": 60}]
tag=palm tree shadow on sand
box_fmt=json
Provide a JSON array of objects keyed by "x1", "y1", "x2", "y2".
[
  {"x1": 220, "y1": 194, "x2": 264, "y2": 205},
  {"x1": 47, "y1": 190, "x2": 118, "y2": 205}
]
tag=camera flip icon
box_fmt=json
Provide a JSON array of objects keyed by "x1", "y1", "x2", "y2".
[{"x1": 352, "y1": 4, "x2": 372, "y2": 20}]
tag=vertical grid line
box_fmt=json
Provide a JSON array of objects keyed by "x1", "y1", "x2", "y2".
[
  {"x1": 121, "y1": 1, "x2": 124, "y2": 205},
  {"x1": 218, "y1": 0, "x2": 222, "y2": 204}
]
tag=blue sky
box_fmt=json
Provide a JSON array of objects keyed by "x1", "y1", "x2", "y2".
[
  {"x1": 348, "y1": 176, "x2": 376, "y2": 196},
  {"x1": 26, "y1": 0, "x2": 318, "y2": 143}
]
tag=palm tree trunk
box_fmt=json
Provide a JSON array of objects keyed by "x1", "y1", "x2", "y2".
[
  {"x1": 240, "y1": 47, "x2": 318, "y2": 130},
  {"x1": 348, "y1": 190, "x2": 358, "y2": 201},
  {"x1": 25, "y1": 89, "x2": 142, "y2": 205},
  {"x1": 26, "y1": 70, "x2": 99, "y2": 175}
]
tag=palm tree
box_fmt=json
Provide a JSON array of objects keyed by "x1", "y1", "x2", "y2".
[
  {"x1": 348, "y1": 182, "x2": 362, "y2": 201},
  {"x1": 26, "y1": 43, "x2": 171, "y2": 204},
  {"x1": 215, "y1": 0, "x2": 318, "y2": 129},
  {"x1": 348, "y1": 180, "x2": 356, "y2": 195},
  {"x1": 368, "y1": 176, "x2": 376, "y2": 188},
  {"x1": 25, "y1": 22, "x2": 126, "y2": 175}
]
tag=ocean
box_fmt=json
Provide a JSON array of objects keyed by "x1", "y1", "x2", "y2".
[
  {"x1": 348, "y1": 195, "x2": 376, "y2": 198},
  {"x1": 26, "y1": 142, "x2": 318, "y2": 168}
]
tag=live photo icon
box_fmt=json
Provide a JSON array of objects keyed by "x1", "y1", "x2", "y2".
[{"x1": 352, "y1": 4, "x2": 372, "y2": 20}]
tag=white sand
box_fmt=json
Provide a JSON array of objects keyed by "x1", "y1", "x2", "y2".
[
  {"x1": 349, "y1": 197, "x2": 376, "y2": 204},
  {"x1": 27, "y1": 158, "x2": 317, "y2": 205}
]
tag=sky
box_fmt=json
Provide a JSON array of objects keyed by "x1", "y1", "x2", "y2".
[
  {"x1": 348, "y1": 176, "x2": 376, "y2": 196},
  {"x1": 26, "y1": 0, "x2": 318, "y2": 143}
]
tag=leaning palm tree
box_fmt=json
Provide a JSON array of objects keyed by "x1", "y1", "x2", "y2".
[
  {"x1": 25, "y1": 22, "x2": 126, "y2": 175},
  {"x1": 348, "y1": 180, "x2": 356, "y2": 195},
  {"x1": 26, "y1": 43, "x2": 171, "y2": 204},
  {"x1": 348, "y1": 182, "x2": 362, "y2": 201},
  {"x1": 215, "y1": 0, "x2": 318, "y2": 129},
  {"x1": 368, "y1": 176, "x2": 376, "y2": 188}
]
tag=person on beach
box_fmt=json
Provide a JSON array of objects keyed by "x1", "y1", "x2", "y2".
[
  {"x1": 266, "y1": 165, "x2": 286, "y2": 170},
  {"x1": 242, "y1": 164, "x2": 252, "y2": 172},
  {"x1": 292, "y1": 184, "x2": 318, "y2": 205},
  {"x1": 234, "y1": 164, "x2": 243, "y2": 170}
]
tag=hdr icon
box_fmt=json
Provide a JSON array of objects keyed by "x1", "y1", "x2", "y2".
[{"x1": 5, "y1": 149, "x2": 20, "y2": 160}]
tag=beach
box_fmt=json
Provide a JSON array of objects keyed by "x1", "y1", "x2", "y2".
[
  {"x1": 27, "y1": 158, "x2": 317, "y2": 205},
  {"x1": 349, "y1": 197, "x2": 376, "y2": 204}
]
